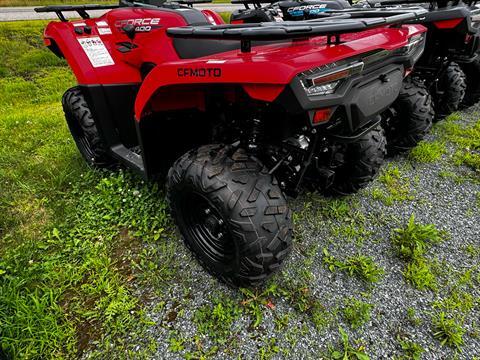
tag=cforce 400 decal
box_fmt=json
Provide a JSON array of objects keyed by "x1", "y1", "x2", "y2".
[
  {"x1": 287, "y1": 4, "x2": 328, "y2": 16},
  {"x1": 114, "y1": 18, "x2": 161, "y2": 33}
]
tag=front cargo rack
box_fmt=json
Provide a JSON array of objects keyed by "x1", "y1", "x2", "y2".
[{"x1": 167, "y1": 8, "x2": 427, "y2": 51}]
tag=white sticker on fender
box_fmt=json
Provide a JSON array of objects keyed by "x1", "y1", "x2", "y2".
[
  {"x1": 207, "y1": 60, "x2": 226, "y2": 64},
  {"x1": 98, "y1": 27, "x2": 112, "y2": 35},
  {"x1": 78, "y1": 36, "x2": 114, "y2": 68}
]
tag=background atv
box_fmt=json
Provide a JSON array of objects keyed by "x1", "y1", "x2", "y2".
[
  {"x1": 231, "y1": 5, "x2": 434, "y2": 151},
  {"x1": 369, "y1": 0, "x2": 480, "y2": 112},
  {"x1": 232, "y1": 0, "x2": 480, "y2": 119},
  {"x1": 37, "y1": 3, "x2": 427, "y2": 286}
]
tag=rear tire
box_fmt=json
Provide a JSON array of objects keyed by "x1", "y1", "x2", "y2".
[
  {"x1": 433, "y1": 62, "x2": 466, "y2": 120},
  {"x1": 62, "y1": 86, "x2": 114, "y2": 168},
  {"x1": 384, "y1": 79, "x2": 433, "y2": 155},
  {"x1": 330, "y1": 125, "x2": 386, "y2": 195},
  {"x1": 460, "y1": 59, "x2": 480, "y2": 107},
  {"x1": 167, "y1": 145, "x2": 293, "y2": 287}
]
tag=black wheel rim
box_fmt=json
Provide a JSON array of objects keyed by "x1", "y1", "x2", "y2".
[{"x1": 179, "y1": 191, "x2": 235, "y2": 265}]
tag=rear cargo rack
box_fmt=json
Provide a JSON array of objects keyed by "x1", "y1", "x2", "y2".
[
  {"x1": 175, "y1": 0, "x2": 213, "y2": 5},
  {"x1": 123, "y1": 0, "x2": 214, "y2": 8},
  {"x1": 167, "y1": 8, "x2": 427, "y2": 52},
  {"x1": 34, "y1": 0, "x2": 213, "y2": 21},
  {"x1": 34, "y1": 4, "x2": 120, "y2": 22},
  {"x1": 231, "y1": 0, "x2": 276, "y2": 9}
]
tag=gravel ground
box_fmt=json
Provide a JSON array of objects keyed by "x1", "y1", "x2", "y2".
[{"x1": 117, "y1": 106, "x2": 480, "y2": 360}]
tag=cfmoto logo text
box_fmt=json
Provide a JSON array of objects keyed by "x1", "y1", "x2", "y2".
[{"x1": 177, "y1": 68, "x2": 222, "y2": 77}]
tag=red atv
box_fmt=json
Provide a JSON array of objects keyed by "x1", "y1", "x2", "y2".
[{"x1": 37, "y1": 2, "x2": 427, "y2": 285}]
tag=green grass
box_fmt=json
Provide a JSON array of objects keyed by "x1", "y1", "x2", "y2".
[
  {"x1": 432, "y1": 312, "x2": 465, "y2": 349},
  {"x1": 433, "y1": 289, "x2": 475, "y2": 314},
  {"x1": 391, "y1": 215, "x2": 445, "y2": 291},
  {"x1": 342, "y1": 298, "x2": 373, "y2": 330},
  {"x1": 403, "y1": 258, "x2": 437, "y2": 291},
  {"x1": 409, "y1": 140, "x2": 446, "y2": 163},
  {"x1": 406, "y1": 307, "x2": 422, "y2": 326},
  {"x1": 392, "y1": 214, "x2": 444, "y2": 261},
  {"x1": 329, "y1": 327, "x2": 370, "y2": 360},
  {"x1": 429, "y1": 264, "x2": 479, "y2": 352},
  {"x1": 435, "y1": 112, "x2": 480, "y2": 172},
  {"x1": 0, "y1": 20, "x2": 176, "y2": 358},
  {"x1": 218, "y1": 11, "x2": 232, "y2": 23},
  {"x1": 397, "y1": 338, "x2": 424, "y2": 360},
  {"x1": 293, "y1": 196, "x2": 372, "y2": 246},
  {"x1": 323, "y1": 249, "x2": 384, "y2": 283},
  {"x1": 371, "y1": 164, "x2": 414, "y2": 205},
  {"x1": 192, "y1": 295, "x2": 241, "y2": 355}
]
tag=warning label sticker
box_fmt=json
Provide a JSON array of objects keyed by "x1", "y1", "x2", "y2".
[
  {"x1": 98, "y1": 27, "x2": 112, "y2": 35},
  {"x1": 78, "y1": 36, "x2": 114, "y2": 68}
]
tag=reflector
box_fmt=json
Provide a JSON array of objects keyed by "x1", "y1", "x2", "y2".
[{"x1": 313, "y1": 108, "x2": 333, "y2": 124}]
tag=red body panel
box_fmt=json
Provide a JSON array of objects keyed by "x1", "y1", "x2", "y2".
[
  {"x1": 135, "y1": 25, "x2": 425, "y2": 119},
  {"x1": 43, "y1": 8, "x2": 192, "y2": 84},
  {"x1": 42, "y1": 7, "x2": 425, "y2": 120}
]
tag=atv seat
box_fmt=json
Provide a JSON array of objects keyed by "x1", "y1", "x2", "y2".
[
  {"x1": 173, "y1": 38, "x2": 290, "y2": 58},
  {"x1": 422, "y1": 5, "x2": 472, "y2": 21},
  {"x1": 120, "y1": 0, "x2": 214, "y2": 25},
  {"x1": 173, "y1": 38, "x2": 241, "y2": 58}
]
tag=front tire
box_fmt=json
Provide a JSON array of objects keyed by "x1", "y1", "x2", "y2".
[
  {"x1": 330, "y1": 125, "x2": 386, "y2": 195},
  {"x1": 384, "y1": 79, "x2": 433, "y2": 155},
  {"x1": 167, "y1": 145, "x2": 293, "y2": 287},
  {"x1": 62, "y1": 86, "x2": 114, "y2": 168}
]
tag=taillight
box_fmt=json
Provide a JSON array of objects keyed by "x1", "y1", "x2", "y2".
[
  {"x1": 433, "y1": 18, "x2": 463, "y2": 29},
  {"x1": 300, "y1": 62, "x2": 364, "y2": 97},
  {"x1": 394, "y1": 33, "x2": 425, "y2": 56}
]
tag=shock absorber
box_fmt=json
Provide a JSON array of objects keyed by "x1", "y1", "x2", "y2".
[{"x1": 247, "y1": 117, "x2": 263, "y2": 153}]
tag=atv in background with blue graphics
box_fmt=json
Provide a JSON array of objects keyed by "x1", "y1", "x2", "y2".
[
  {"x1": 230, "y1": 0, "x2": 350, "y2": 22},
  {"x1": 231, "y1": 0, "x2": 480, "y2": 118}
]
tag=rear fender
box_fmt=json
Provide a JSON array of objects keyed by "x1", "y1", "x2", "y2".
[
  {"x1": 43, "y1": 21, "x2": 141, "y2": 84},
  {"x1": 135, "y1": 61, "x2": 292, "y2": 120}
]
